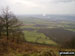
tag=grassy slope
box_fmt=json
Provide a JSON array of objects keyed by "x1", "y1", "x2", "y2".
[
  {"x1": 1, "y1": 38, "x2": 74, "y2": 56},
  {"x1": 23, "y1": 31, "x2": 57, "y2": 45}
]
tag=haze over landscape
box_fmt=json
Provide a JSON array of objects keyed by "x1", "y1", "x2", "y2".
[{"x1": 0, "y1": 0, "x2": 75, "y2": 56}]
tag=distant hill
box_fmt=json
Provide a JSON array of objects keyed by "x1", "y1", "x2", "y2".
[
  {"x1": 18, "y1": 15, "x2": 75, "y2": 22},
  {"x1": 38, "y1": 28, "x2": 75, "y2": 44}
]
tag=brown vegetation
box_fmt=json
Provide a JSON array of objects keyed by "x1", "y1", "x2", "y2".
[{"x1": 0, "y1": 37, "x2": 58, "y2": 56}]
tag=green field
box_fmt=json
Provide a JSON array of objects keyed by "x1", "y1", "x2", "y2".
[
  {"x1": 23, "y1": 31, "x2": 57, "y2": 45},
  {"x1": 20, "y1": 17, "x2": 75, "y2": 46},
  {"x1": 20, "y1": 17, "x2": 75, "y2": 32}
]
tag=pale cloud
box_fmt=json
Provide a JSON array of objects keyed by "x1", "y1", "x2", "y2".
[
  {"x1": 53, "y1": 0, "x2": 75, "y2": 3},
  {"x1": 0, "y1": 0, "x2": 75, "y2": 15}
]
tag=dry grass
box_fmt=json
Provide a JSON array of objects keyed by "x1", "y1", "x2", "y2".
[{"x1": 0, "y1": 37, "x2": 75, "y2": 56}]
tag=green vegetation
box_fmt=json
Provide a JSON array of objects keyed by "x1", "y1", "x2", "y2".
[
  {"x1": 24, "y1": 31, "x2": 57, "y2": 45},
  {"x1": 66, "y1": 29, "x2": 75, "y2": 31}
]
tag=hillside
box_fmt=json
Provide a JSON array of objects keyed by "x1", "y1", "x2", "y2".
[
  {"x1": 38, "y1": 28, "x2": 75, "y2": 44},
  {"x1": 0, "y1": 37, "x2": 59, "y2": 56},
  {"x1": 0, "y1": 37, "x2": 75, "y2": 56}
]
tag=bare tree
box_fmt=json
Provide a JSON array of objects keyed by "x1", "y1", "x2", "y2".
[
  {"x1": 0, "y1": 7, "x2": 25, "y2": 42},
  {"x1": 0, "y1": 17, "x2": 3, "y2": 37}
]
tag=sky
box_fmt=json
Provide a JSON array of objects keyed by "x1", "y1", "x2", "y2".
[{"x1": 0, "y1": 0, "x2": 75, "y2": 15}]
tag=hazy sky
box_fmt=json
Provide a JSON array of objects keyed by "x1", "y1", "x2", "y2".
[{"x1": 0, "y1": 0, "x2": 75, "y2": 15}]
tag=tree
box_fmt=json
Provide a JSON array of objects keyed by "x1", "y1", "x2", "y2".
[
  {"x1": 0, "y1": 7, "x2": 25, "y2": 42},
  {"x1": 0, "y1": 17, "x2": 3, "y2": 37}
]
